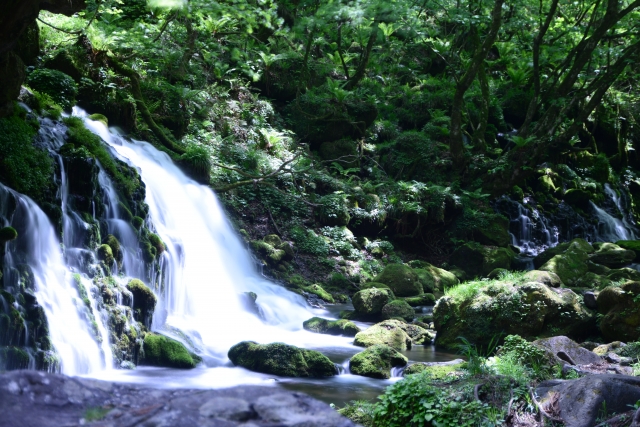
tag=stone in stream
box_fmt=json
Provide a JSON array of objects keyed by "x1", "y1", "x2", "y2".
[
  {"x1": 302, "y1": 317, "x2": 361, "y2": 337},
  {"x1": 353, "y1": 319, "x2": 413, "y2": 350},
  {"x1": 349, "y1": 344, "x2": 408, "y2": 379},
  {"x1": 0, "y1": 370, "x2": 357, "y2": 427},
  {"x1": 228, "y1": 341, "x2": 337, "y2": 377}
]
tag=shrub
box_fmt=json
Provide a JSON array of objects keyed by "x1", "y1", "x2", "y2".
[{"x1": 27, "y1": 68, "x2": 78, "y2": 110}]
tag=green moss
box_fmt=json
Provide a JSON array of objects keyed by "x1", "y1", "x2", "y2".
[
  {"x1": 302, "y1": 317, "x2": 361, "y2": 336},
  {"x1": 0, "y1": 227, "x2": 18, "y2": 242},
  {"x1": 403, "y1": 293, "x2": 436, "y2": 306},
  {"x1": 303, "y1": 284, "x2": 335, "y2": 303},
  {"x1": 374, "y1": 264, "x2": 423, "y2": 297},
  {"x1": 349, "y1": 344, "x2": 408, "y2": 379},
  {"x1": 131, "y1": 216, "x2": 144, "y2": 229},
  {"x1": 352, "y1": 288, "x2": 395, "y2": 316},
  {"x1": 142, "y1": 333, "x2": 197, "y2": 369},
  {"x1": 88, "y1": 114, "x2": 108, "y2": 126},
  {"x1": 228, "y1": 341, "x2": 337, "y2": 377},
  {"x1": 316, "y1": 193, "x2": 351, "y2": 226},
  {"x1": 105, "y1": 235, "x2": 123, "y2": 264},
  {"x1": 63, "y1": 117, "x2": 138, "y2": 197},
  {"x1": 289, "y1": 225, "x2": 328, "y2": 256},
  {"x1": 0, "y1": 113, "x2": 53, "y2": 200},
  {"x1": 96, "y1": 244, "x2": 114, "y2": 266},
  {"x1": 381, "y1": 300, "x2": 415, "y2": 321},
  {"x1": 403, "y1": 361, "x2": 464, "y2": 378},
  {"x1": 126, "y1": 279, "x2": 157, "y2": 323},
  {"x1": 354, "y1": 319, "x2": 412, "y2": 351},
  {"x1": 148, "y1": 233, "x2": 166, "y2": 256}
]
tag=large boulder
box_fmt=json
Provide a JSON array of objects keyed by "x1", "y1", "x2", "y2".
[
  {"x1": 536, "y1": 375, "x2": 640, "y2": 427},
  {"x1": 615, "y1": 240, "x2": 640, "y2": 261},
  {"x1": 597, "y1": 281, "x2": 640, "y2": 342},
  {"x1": 539, "y1": 239, "x2": 593, "y2": 286},
  {"x1": 354, "y1": 319, "x2": 413, "y2": 351},
  {"x1": 349, "y1": 344, "x2": 408, "y2": 379},
  {"x1": 381, "y1": 300, "x2": 415, "y2": 321},
  {"x1": 352, "y1": 288, "x2": 395, "y2": 317},
  {"x1": 449, "y1": 242, "x2": 514, "y2": 278},
  {"x1": 410, "y1": 262, "x2": 459, "y2": 292},
  {"x1": 589, "y1": 242, "x2": 636, "y2": 267},
  {"x1": 126, "y1": 279, "x2": 157, "y2": 325},
  {"x1": 532, "y1": 336, "x2": 602, "y2": 366},
  {"x1": 373, "y1": 264, "x2": 423, "y2": 297},
  {"x1": 433, "y1": 279, "x2": 596, "y2": 349},
  {"x1": 228, "y1": 341, "x2": 337, "y2": 377},
  {"x1": 302, "y1": 317, "x2": 361, "y2": 337},
  {"x1": 141, "y1": 334, "x2": 199, "y2": 369},
  {"x1": 521, "y1": 270, "x2": 563, "y2": 287}
]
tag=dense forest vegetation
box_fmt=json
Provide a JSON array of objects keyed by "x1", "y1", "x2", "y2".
[{"x1": 4, "y1": 0, "x2": 640, "y2": 425}]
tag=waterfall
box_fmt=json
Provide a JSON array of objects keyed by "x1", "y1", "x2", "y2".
[
  {"x1": 591, "y1": 184, "x2": 637, "y2": 242},
  {"x1": 0, "y1": 183, "x2": 106, "y2": 375},
  {"x1": 74, "y1": 108, "x2": 342, "y2": 364}
]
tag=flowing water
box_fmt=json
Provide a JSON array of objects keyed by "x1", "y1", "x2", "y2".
[
  {"x1": 0, "y1": 183, "x2": 107, "y2": 375},
  {"x1": 64, "y1": 108, "x2": 456, "y2": 404}
]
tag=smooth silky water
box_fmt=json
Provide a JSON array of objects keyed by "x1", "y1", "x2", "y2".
[{"x1": 66, "y1": 108, "x2": 457, "y2": 405}]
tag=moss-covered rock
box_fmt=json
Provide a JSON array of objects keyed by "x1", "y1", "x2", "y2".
[
  {"x1": 354, "y1": 319, "x2": 413, "y2": 351},
  {"x1": 142, "y1": 334, "x2": 198, "y2": 369},
  {"x1": 403, "y1": 293, "x2": 436, "y2": 306},
  {"x1": 521, "y1": 270, "x2": 563, "y2": 288},
  {"x1": 607, "y1": 268, "x2": 640, "y2": 282},
  {"x1": 574, "y1": 272, "x2": 613, "y2": 290},
  {"x1": 359, "y1": 282, "x2": 391, "y2": 291},
  {"x1": 410, "y1": 263, "x2": 459, "y2": 293},
  {"x1": 403, "y1": 359, "x2": 465, "y2": 377},
  {"x1": 374, "y1": 264, "x2": 423, "y2": 297},
  {"x1": 615, "y1": 240, "x2": 640, "y2": 261},
  {"x1": 148, "y1": 233, "x2": 166, "y2": 257},
  {"x1": 0, "y1": 226, "x2": 18, "y2": 242},
  {"x1": 564, "y1": 188, "x2": 591, "y2": 208},
  {"x1": 88, "y1": 113, "x2": 108, "y2": 126},
  {"x1": 104, "y1": 234, "x2": 123, "y2": 264},
  {"x1": 126, "y1": 279, "x2": 157, "y2": 325},
  {"x1": 96, "y1": 244, "x2": 114, "y2": 266},
  {"x1": 433, "y1": 278, "x2": 596, "y2": 349},
  {"x1": 472, "y1": 215, "x2": 510, "y2": 247},
  {"x1": 303, "y1": 284, "x2": 335, "y2": 303},
  {"x1": 449, "y1": 242, "x2": 515, "y2": 278},
  {"x1": 597, "y1": 281, "x2": 640, "y2": 342},
  {"x1": 533, "y1": 242, "x2": 571, "y2": 269},
  {"x1": 228, "y1": 341, "x2": 337, "y2": 377},
  {"x1": 589, "y1": 242, "x2": 636, "y2": 267},
  {"x1": 381, "y1": 300, "x2": 415, "y2": 321},
  {"x1": 349, "y1": 344, "x2": 408, "y2": 379},
  {"x1": 352, "y1": 288, "x2": 395, "y2": 316},
  {"x1": 302, "y1": 317, "x2": 361, "y2": 336},
  {"x1": 539, "y1": 240, "x2": 592, "y2": 286}
]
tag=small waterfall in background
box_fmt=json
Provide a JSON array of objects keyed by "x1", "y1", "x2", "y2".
[
  {"x1": 0, "y1": 183, "x2": 106, "y2": 375},
  {"x1": 496, "y1": 183, "x2": 638, "y2": 268}
]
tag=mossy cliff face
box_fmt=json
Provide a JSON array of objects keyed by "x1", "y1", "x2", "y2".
[{"x1": 228, "y1": 341, "x2": 337, "y2": 377}]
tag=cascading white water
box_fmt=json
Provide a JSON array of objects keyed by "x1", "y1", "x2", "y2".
[
  {"x1": 591, "y1": 184, "x2": 637, "y2": 242},
  {"x1": 75, "y1": 108, "x2": 350, "y2": 363},
  {"x1": 0, "y1": 183, "x2": 106, "y2": 375}
]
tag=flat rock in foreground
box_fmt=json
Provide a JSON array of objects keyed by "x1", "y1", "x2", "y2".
[{"x1": 0, "y1": 370, "x2": 358, "y2": 427}]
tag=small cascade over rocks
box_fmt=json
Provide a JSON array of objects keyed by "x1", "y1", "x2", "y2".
[
  {"x1": 0, "y1": 183, "x2": 105, "y2": 374},
  {"x1": 495, "y1": 184, "x2": 638, "y2": 262}
]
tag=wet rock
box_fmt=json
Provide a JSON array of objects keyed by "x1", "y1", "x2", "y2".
[
  {"x1": 522, "y1": 270, "x2": 563, "y2": 287},
  {"x1": 351, "y1": 287, "x2": 394, "y2": 317},
  {"x1": 536, "y1": 374, "x2": 640, "y2": 427},
  {"x1": 449, "y1": 242, "x2": 514, "y2": 278},
  {"x1": 354, "y1": 319, "x2": 413, "y2": 351},
  {"x1": 434, "y1": 280, "x2": 596, "y2": 349},
  {"x1": 141, "y1": 333, "x2": 198, "y2": 369},
  {"x1": 583, "y1": 291, "x2": 598, "y2": 309},
  {"x1": 228, "y1": 341, "x2": 337, "y2": 378},
  {"x1": 302, "y1": 317, "x2": 360, "y2": 337},
  {"x1": 402, "y1": 293, "x2": 436, "y2": 307},
  {"x1": 597, "y1": 281, "x2": 640, "y2": 342},
  {"x1": 373, "y1": 264, "x2": 423, "y2": 297},
  {"x1": 381, "y1": 300, "x2": 415, "y2": 321},
  {"x1": 0, "y1": 370, "x2": 356, "y2": 427},
  {"x1": 126, "y1": 279, "x2": 157, "y2": 325},
  {"x1": 532, "y1": 336, "x2": 602, "y2": 366},
  {"x1": 349, "y1": 344, "x2": 408, "y2": 379},
  {"x1": 589, "y1": 242, "x2": 636, "y2": 267}
]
